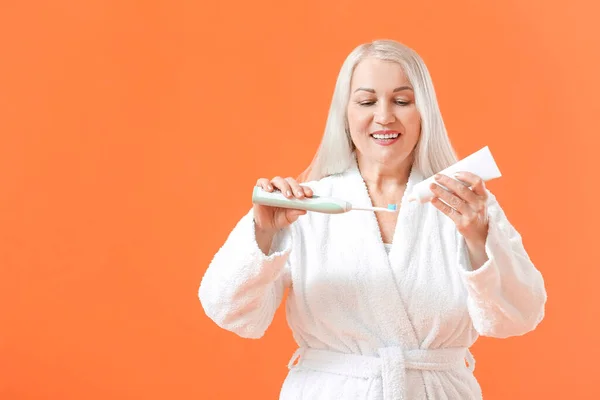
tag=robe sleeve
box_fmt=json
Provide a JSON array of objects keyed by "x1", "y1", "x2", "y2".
[
  {"x1": 198, "y1": 208, "x2": 294, "y2": 339},
  {"x1": 457, "y1": 191, "x2": 547, "y2": 338}
]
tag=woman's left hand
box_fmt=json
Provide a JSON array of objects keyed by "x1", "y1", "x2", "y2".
[{"x1": 430, "y1": 171, "x2": 489, "y2": 246}]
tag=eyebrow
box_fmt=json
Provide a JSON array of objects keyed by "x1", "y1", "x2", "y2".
[{"x1": 354, "y1": 86, "x2": 413, "y2": 93}]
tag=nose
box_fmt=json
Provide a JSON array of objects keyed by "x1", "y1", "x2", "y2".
[{"x1": 374, "y1": 104, "x2": 396, "y2": 125}]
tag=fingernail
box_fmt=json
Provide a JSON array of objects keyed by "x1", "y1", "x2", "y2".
[
  {"x1": 434, "y1": 174, "x2": 441, "y2": 180},
  {"x1": 286, "y1": 190, "x2": 292, "y2": 197},
  {"x1": 453, "y1": 172, "x2": 461, "y2": 178},
  {"x1": 267, "y1": 184, "x2": 273, "y2": 190}
]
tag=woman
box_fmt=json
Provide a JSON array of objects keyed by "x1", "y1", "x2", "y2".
[{"x1": 199, "y1": 39, "x2": 547, "y2": 399}]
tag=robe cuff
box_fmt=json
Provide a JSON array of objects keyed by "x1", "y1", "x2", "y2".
[
  {"x1": 199, "y1": 209, "x2": 295, "y2": 338},
  {"x1": 457, "y1": 211, "x2": 505, "y2": 295},
  {"x1": 248, "y1": 208, "x2": 293, "y2": 257},
  {"x1": 210, "y1": 208, "x2": 293, "y2": 284}
]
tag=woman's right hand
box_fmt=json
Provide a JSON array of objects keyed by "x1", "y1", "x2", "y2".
[{"x1": 253, "y1": 176, "x2": 313, "y2": 234}]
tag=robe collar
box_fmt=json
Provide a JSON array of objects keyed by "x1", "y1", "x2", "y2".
[
  {"x1": 339, "y1": 152, "x2": 428, "y2": 270},
  {"x1": 341, "y1": 153, "x2": 425, "y2": 243},
  {"x1": 337, "y1": 153, "x2": 428, "y2": 346}
]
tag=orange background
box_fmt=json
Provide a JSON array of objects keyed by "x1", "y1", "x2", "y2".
[{"x1": 1, "y1": 1, "x2": 597, "y2": 399}]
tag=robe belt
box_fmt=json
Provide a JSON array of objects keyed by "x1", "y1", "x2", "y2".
[{"x1": 288, "y1": 346, "x2": 475, "y2": 400}]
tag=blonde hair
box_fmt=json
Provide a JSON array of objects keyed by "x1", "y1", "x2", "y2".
[{"x1": 299, "y1": 39, "x2": 458, "y2": 182}]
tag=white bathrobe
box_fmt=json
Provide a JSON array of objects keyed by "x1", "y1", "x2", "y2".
[{"x1": 199, "y1": 158, "x2": 547, "y2": 400}]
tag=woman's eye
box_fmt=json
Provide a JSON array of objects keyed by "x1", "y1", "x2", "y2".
[{"x1": 356, "y1": 99, "x2": 410, "y2": 106}]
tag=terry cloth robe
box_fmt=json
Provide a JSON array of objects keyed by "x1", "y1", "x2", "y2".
[{"x1": 199, "y1": 158, "x2": 547, "y2": 400}]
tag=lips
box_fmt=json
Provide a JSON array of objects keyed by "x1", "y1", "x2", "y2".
[{"x1": 370, "y1": 130, "x2": 400, "y2": 146}]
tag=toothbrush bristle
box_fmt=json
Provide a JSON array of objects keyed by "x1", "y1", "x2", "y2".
[{"x1": 387, "y1": 204, "x2": 397, "y2": 211}]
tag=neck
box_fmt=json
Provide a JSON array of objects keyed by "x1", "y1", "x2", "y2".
[{"x1": 355, "y1": 152, "x2": 413, "y2": 193}]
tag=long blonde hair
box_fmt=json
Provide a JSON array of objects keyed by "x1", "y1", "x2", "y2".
[{"x1": 299, "y1": 39, "x2": 458, "y2": 182}]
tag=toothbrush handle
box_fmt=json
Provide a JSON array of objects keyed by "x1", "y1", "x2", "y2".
[{"x1": 252, "y1": 187, "x2": 351, "y2": 214}]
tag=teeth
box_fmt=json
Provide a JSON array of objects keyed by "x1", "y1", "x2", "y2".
[{"x1": 372, "y1": 133, "x2": 399, "y2": 139}]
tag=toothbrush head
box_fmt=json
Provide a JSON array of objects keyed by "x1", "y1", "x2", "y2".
[{"x1": 387, "y1": 204, "x2": 397, "y2": 211}]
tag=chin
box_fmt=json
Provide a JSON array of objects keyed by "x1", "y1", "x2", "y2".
[
  {"x1": 379, "y1": 147, "x2": 416, "y2": 167},
  {"x1": 355, "y1": 142, "x2": 416, "y2": 166}
]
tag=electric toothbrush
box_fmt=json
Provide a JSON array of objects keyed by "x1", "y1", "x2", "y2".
[{"x1": 252, "y1": 186, "x2": 397, "y2": 215}]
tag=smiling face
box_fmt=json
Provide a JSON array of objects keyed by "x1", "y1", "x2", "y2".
[{"x1": 347, "y1": 57, "x2": 421, "y2": 171}]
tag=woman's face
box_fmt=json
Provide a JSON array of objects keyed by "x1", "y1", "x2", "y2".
[{"x1": 347, "y1": 57, "x2": 421, "y2": 170}]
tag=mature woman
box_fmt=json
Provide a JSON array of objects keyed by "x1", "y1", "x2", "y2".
[{"x1": 199, "y1": 39, "x2": 547, "y2": 399}]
